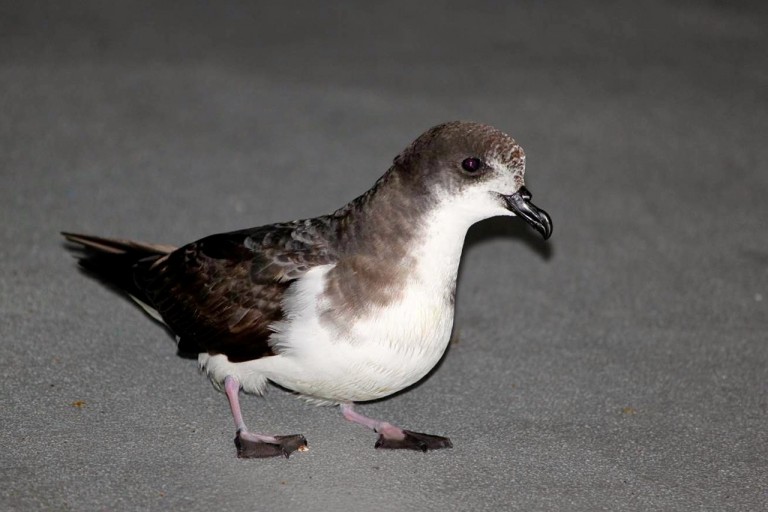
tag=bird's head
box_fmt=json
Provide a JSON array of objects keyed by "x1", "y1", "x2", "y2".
[{"x1": 393, "y1": 121, "x2": 552, "y2": 240}]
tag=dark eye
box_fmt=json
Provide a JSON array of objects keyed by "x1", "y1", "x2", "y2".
[{"x1": 461, "y1": 157, "x2": 483, "y2": 173}]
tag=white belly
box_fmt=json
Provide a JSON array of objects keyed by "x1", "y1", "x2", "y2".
[
  {"x1": 267, "y1": 264, "x2": 456, "y2": 402},
  {"x1": 198, "y1": 263, "x2": 455, "y2": 403}
]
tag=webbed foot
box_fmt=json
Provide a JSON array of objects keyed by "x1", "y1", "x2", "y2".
[
  {"x1": 375, "y1": 429, "x2": 452, "y2": 452},
  {"x1": 235, "y1": 431, "x2": 308, "y2": 459}
]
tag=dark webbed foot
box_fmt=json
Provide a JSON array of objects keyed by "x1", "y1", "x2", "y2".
[
  {"x1": 375, "y1": 429, "x2": 453, "y2": 452},
  {"x1": 340, "y1": 403, "x2": 452, "y2": 453},
  {"x1": 223, "y1": 376, "x2": 308, "y2": 459},
  {"x1": 235, "y1": 431, "x2": 308, "y2": 459}
]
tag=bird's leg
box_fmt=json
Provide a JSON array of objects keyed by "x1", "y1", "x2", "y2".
[
  {"x1": 223, "y1": 376, "x2": 307, "y2": 458},
  {"x1": 340, "y1": 403, "x2": 452, "y2": 452}
]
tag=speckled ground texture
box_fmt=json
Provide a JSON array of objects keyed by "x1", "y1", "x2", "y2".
[{"x1": 2, "y1": 1, "x2": 767, "y2": 511}]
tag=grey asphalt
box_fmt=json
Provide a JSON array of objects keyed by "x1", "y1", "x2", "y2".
[{"x1": 2, "y1": 1, "x2": 767, "y2": 511}]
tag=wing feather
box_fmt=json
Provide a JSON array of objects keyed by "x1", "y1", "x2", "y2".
[{"x1": 135, "y1": 221, "x2": 336, "y2": 362}]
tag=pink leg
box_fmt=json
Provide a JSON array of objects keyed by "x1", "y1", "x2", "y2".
[
  {"x1": 340, "y1": 403, "x2": 452, "y2": 451},
  {"x1": 223, "y1": 376, "x2": 307, "y2": 458}
]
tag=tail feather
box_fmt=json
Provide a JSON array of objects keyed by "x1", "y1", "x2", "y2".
[
  {"x1": 62, "y1": 232, "x2": 175, "y2": 302},
  {"x1": 61, "y1": 232, "x2": 176, "y2": 255}
]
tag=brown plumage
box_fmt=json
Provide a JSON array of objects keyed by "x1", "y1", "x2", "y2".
[{"x1": 63, "y1": 219, "x2": 339, "y2": 362}]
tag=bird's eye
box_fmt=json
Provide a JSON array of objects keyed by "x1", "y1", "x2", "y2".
[{"x1": 461, "y1": 157, "x2": 483, "y2": 173}]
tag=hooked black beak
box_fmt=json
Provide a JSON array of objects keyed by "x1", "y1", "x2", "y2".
[{"x1": 503, "y1": 186, "x2": 553, "y2": 240}]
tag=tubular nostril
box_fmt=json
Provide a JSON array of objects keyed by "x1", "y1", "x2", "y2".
[{"x1": 518, "y1": 186, "x2": 532, "y2": 201}]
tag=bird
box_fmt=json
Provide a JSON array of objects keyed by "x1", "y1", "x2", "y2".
[{"x1": 62, "y1": 121, "x2": 552, "y2": 458}]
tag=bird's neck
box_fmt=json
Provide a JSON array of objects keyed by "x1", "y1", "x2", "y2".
[
  {"x1": 332, "y1": 168, "x2": 437, "y2": 261},
  {"x1": 319, "y1": 171, "x2": 473, "y2": 324}
]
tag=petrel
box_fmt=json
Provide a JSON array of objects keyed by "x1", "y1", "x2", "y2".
[{"x1": 63, "y1": 121, "x2": 552, "y2": 458}]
